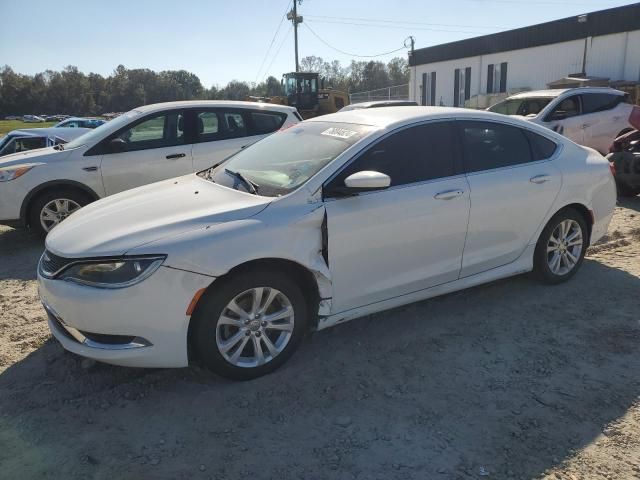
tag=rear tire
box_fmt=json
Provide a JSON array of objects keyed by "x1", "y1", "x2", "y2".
[
  {"x1": 533, "y1": 208, "x2": 588, "y2": 284},
  {"x1": 29, "y1": 189, "x2": 92, "y2": 237},
  {"x1": 191, "y1": 269, "x2": 309, "y2": 380},
  {"x1": 616, "y1": 181, "x2": 640, "y2": 197}
]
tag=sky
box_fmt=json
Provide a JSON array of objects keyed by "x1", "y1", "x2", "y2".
[{"x1": 0, "y1": 0, "x2": 636, "y2": 89}]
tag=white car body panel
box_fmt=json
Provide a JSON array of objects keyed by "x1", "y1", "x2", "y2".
[{"x1": 38, "y1": 107, "x2": 616, "y2": 368}]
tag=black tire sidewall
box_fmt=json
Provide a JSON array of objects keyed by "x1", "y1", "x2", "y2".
[
  {"x1": 191, "y1": 270, "x2": 308, "y2": 380},
  {"x1": 534, "y1": 208, "x2": 588, "y2": 284},
  {"x1": 29, "y1": 189, "x2": 92, "y2": 237}
]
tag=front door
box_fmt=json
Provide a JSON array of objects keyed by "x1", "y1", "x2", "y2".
[
  {"x1": 323, "y1": 121, "x2": 470, "y2": 314},
  {"x1": 100, "y1": 110, "x2": 192, "y2": 195},
  {"x1": 544, "y1": 95, "x2": 584, "y2": 145}
]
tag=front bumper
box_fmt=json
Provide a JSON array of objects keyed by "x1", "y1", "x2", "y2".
[{"x1": 38, "y1": 265, "x2": 213, "y2": 368}]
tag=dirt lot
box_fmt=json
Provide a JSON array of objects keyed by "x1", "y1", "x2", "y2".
[{"x1": 1, "y1": 198, "x2": 639, "y2": 480}]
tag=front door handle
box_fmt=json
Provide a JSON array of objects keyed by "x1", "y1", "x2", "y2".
[
  {"x1": 434, "y1": 189, "x2": 464, "y2": 200},
  {"x1": 581, "y1": 124, "x2": 590, "y2": 129},
  {"x1": 530, "y1": 174, "x2": 551, "y2": 184},
  {"x1": 166, "y1": 153, "x2": 186, "y2": 159}
]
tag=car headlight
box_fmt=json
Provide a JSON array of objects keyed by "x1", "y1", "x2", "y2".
[
  {"x1": 0, "y1": 165, "x2": 36, "y2": 182},
  {"x1": 56, "y1": 256, "x2": 166, "y2": 288}
]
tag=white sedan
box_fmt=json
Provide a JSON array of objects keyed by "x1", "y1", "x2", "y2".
[{"x1": 38, "y1": 107, "x2": 616, "y2": 380}]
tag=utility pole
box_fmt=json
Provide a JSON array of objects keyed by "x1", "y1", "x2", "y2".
[{"x1": 287, "y1": 1, "x2": 303, "y2": 72}]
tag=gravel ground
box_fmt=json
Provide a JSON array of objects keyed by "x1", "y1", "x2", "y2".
[{"x1": 0, "y1": 198, "x2": 639, "y2": 480}]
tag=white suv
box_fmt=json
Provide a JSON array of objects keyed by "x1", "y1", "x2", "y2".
[
  {"x1": 0, "y1": 101, "x2": 300, "y2": 235},
  {"x1": 488, "y1": 87, "x2": 636, "y2": 154}
]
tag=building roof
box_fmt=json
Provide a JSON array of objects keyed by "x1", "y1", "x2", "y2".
[{"x1": 409, "y1": 3, "x2": 640, "y2": 66}]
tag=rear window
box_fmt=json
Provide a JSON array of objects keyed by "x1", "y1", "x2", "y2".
[
  {"x1": 488, "y1": 97, "x2": 553, "y2": 116},
  {"x1": 524, "y1": 130, "x2": 557, "y2": 160},
  {"x1": 249, "y1": 111, "x2": 287, "y2": 135}
]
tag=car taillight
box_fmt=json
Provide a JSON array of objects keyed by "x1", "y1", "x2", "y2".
[{"x1": 609, "y1": 162, "x2": 616, "y2": 177}]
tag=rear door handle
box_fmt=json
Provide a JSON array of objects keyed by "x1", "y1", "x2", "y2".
[
  {"x1": 530, "y1": 174, "x2": 551, "y2": 184},
  {"x1": 166, "y1": 153, "x2": 186, "y2": 159},
  {"x1": 581, "y1": 124, "x2": 590, "y2": 129},
  {"x1": 434, "y1": 189, "x2": 464, "y2": 200}
]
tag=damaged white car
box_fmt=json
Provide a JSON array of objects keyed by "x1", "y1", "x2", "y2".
[{"x1": 38, "y1": 107, "x2": 616, "y2": 379}]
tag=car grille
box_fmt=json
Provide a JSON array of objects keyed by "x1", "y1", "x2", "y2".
[{"x1": 39, "y1": 250, "x2": 72, "y2": 277}]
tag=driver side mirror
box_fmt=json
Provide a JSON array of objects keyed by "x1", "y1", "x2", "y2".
[
  {"x1": 547, "y1": 111, "x2": 567, "y2": 122},
  {"x1": 325, "y1": 170, "x2": 391, "y2": 198},
  {"x1": 110, "y1": 138, "x2": 127, "y2": 153}
]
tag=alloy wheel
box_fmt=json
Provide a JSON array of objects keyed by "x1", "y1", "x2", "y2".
[
  {"x1": 216, "y1": 287, "x2": 295, "y2": 368},
  {"x1": 39, "y1": 198, "x2": 82, "y2": 232},
  {"x1": 546, "y1": 219, "x2": 583, "y2": 276}
]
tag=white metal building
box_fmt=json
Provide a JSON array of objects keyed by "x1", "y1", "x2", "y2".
[{"x1": 408, "y1": 3, "x2": 640, "y2": 107}]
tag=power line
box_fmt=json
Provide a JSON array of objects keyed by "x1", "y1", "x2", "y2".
[
  {"x1": 307, "y1": 19, "x2": 494, "y2": 35},
  {"x1": 254, "y1": 0, "x2": 292, "y2": 83},
  {"x1": 262, "y1": 25, "x2": 292, "y2": 81},
  {"x1": 303, "y1": 22, "x2": 407, "y2": 58},
  {"x1": 305, "y1": 14, "x2": 506, "y2": 30}
]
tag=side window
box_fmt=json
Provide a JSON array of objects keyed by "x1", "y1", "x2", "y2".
[
  {"x1": 329, "y1": 122, "x2": 456, "y2": 189},
  {"x1": 248, "y1": 111, "x2": 286, "y2": 135},
  {"x1": 460, "y1": 121, "x2": 532, "y2": 173},
  {"x1": 115, "y1": 111, "x2": 185, "y2": 152},
  {"x1": 524, "y1": 130, "x2": 557, "y2": 160},
  {"x1": 546, "y1": 96, "x2": 581, "y2": 121},
  {"x1": 196, "y1": 111, "x2": 221, "y2": 142},
  {"x1": 581, "y1": 93, "x2": 623, "y2": 114},
  {"x1": 16, "y1": 137, "x2": 47, "y2": 152},
  {"x1": 221, "y1": 111, "x2": 247, "y2": 138}
]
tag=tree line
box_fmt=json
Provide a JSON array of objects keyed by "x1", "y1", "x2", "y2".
[{"x1": 0, "y1": 57, "x2": 409, "y2": 116}]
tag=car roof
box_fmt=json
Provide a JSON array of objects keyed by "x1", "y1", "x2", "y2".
[
  {"x1": 134, "y1": 100, "x2": 298, "y2": 114},
  {"x1": 308, "y1": 106, "x2": 522, "y2": 128},
  {"x1": 507, "y1": 87, "x2": 625, "y2": 99},
  {"x1": 341, "y1": 100, "x2": 419, "y2": 110},
  {"x1": 61, "y1": 117, "x2": 104, "y2": 122}
]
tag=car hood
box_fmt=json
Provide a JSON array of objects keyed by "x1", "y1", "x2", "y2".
[
  {"x1": 45, "y1": 174, "x2": 272, "y2": 258},
  {"x1": 0, "y1": 146, "x2": 73, "y2": 166}
]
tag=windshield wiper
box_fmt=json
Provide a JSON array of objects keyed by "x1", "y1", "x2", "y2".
[{"x1": 225, "y1": 168, "x2": 259, "y2": 194}]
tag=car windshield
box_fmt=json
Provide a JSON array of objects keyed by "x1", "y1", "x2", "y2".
[
  {"x1": 488, "y1": 97, "x2": 553, "y2": 116},
  {"x1": 202, "y1": 122, "x2": 374, "y2": 197},
  {"x1": 63, "y1": 111, "x2": 140, "y2": 150}
]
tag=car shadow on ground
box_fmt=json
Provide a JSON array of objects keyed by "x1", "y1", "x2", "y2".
[
  {"x1": 1, "y1": 255, "x2": 639, "y2": 479},
  {"x1": 0, "y1": 226, "x2": 42, "y2": 281}
]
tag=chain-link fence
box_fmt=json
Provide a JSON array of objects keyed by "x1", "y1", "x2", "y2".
[{"x1": 349, "y1": 84, "x2": 410, "y2": 104}]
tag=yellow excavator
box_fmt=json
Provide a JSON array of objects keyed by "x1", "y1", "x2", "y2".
[{"x1": 247, "y1": 72, "x2": 349, "y2": 119}]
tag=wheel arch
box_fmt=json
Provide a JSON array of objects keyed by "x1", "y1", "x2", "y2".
[
  {"x1": 21, "y1": 180, "x2": 100, "y2": 226},
  {"x1": 186, "y1": 257, "x2": 322, "y2": 362}
]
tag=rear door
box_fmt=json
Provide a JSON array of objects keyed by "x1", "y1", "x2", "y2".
[
  {"x1": 99, "y1": 109, "x2": 193, "y2": 195},
  {"x1": 580, "y1": 93, "x2": 628, "y2": 154},
  {"x1": 458, "y1": 120, "x2": 561, "y2": 277},
  {"x1": 191, "y1": 108, "x2": 289, "y2": 171}
]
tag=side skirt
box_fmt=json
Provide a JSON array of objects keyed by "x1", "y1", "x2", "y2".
[{"x1": 317, "y1": 244, "x2": 535, "y2": 330}]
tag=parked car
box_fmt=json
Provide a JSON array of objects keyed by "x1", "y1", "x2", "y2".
[
  {"x1": 0, "y1": 127, "x2": 91, "y2": 157},
  {"x1": 55, "y1": 117, "x2": 106, "y2": 129},
  {"x1": 487, "y1": 87, "x2": 637, "y2": 154},
  {"x1": 340, "y1": 100, "x2": 419, "y2": 111},
  {"x1": 37, "y1": 107, "x2": 616, "y2": 379},
  {"x1": 4, "y1": 115, "x2": 21, "y2": 120},
  {"x1": 22, "y1": 115, "x2": 46, "y2": 123},
  {"x1": 0, "y1": 101, "x2": 300, "y2": 235},
  {"x1": 608, "y1": 128, "x2": 640, "y2": 197}
]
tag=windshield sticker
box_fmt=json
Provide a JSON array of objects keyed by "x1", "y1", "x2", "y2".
[{"x1": 321, "y1": 127, "x2": 358, "y2": 139}]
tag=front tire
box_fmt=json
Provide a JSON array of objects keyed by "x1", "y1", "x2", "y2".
[
  {"x1": 533, "y1": 208, "x2": 588, "y2": 284},
  {"x1": 191, "y1": 270, "x2": 309, "y2": 380},
  {"x1": 29, "y1": 189, "x2": 92, "y2": 237}
]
